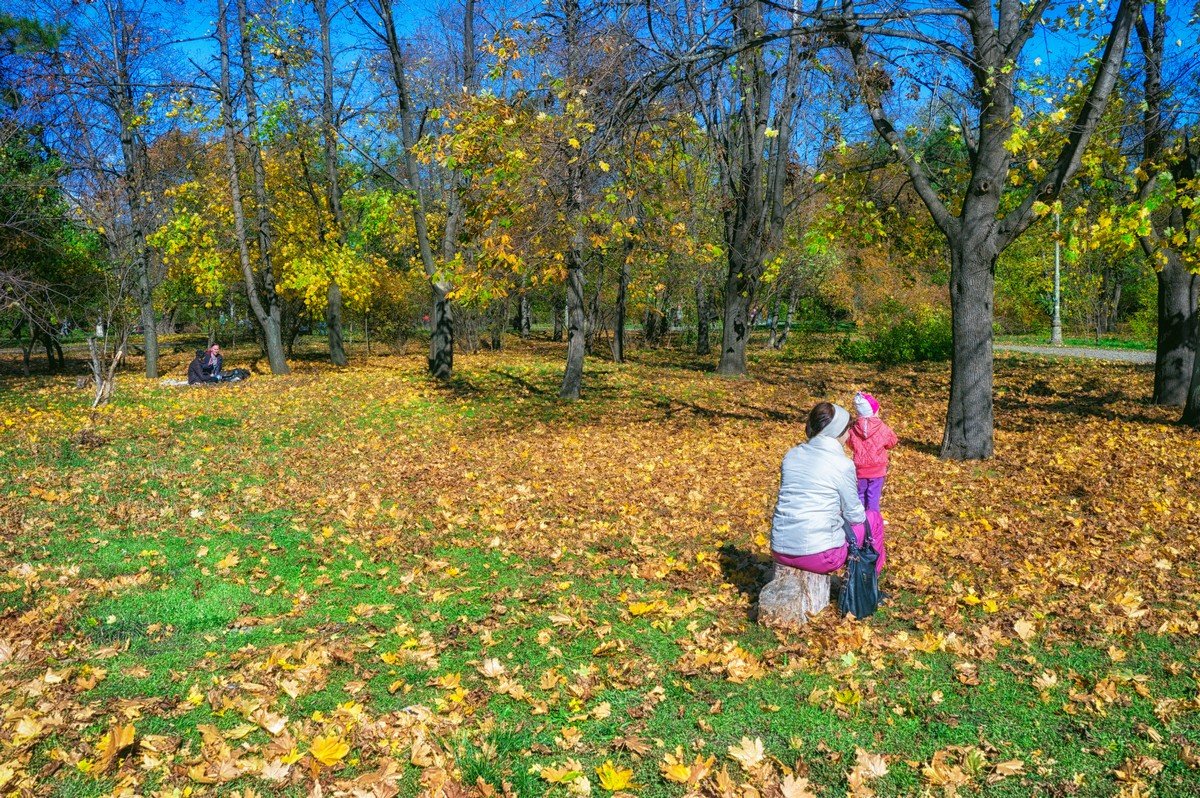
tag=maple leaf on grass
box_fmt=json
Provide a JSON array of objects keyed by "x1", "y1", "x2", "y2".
[
  {"x1": 780, "y1": 773, "x2": 818, "y2": 798},
  {"x1": 661, "y1": 749, "x2": 715, "y2": 785},
  {"x1": 96, "y1": 721, "x2": 136, "y2": 773},
  {"x1": 538, "y1": 761, "x2": 585, "y2": 784},
  {"x1": 727, "y1": 736, "x2": 765, "y2": 771},
  {"x1": 308, "y1": 735, "x2": 350, "y2": 767},
  {"x1": 595, "y1": 760, "x2": 634, "y2": 791}
]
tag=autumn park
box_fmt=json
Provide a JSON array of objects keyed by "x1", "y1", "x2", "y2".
[{"x1": 2, "y1": 0, "x2": 1200, "y2": 795}]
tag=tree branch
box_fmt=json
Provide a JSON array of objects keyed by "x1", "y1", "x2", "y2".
[
  {"x1": 838, "y1": 2, "x2": 957, "y2": 237},
  {"x1": 998, "y1": 0, "x2": 1139, "y2": 248}
]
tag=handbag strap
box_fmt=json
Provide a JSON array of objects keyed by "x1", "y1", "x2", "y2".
[
  {"x1": 843, "y1": 520, "x2": 859, "y2": 552},
  {"x1": 844, "y1": 517, "x2": 877, "y2": 554}
]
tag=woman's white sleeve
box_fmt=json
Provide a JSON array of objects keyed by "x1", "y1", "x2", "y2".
[{"x1": 839, "y1": 464, "x2": 867, "y2": 524}]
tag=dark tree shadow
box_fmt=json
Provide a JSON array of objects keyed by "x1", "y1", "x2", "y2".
[
  {"x1": 899, "y1": 436, "x2": 941, "y2": 457},
  {"x1": 488, "y1": 368, "x2": 550, "y2": 396},
  {"x1": 717, "y1": 543, "x2": 774, "y2": 618},
  {"x1": 655, "y1": 399, "x2": 794, "y2": 424}
]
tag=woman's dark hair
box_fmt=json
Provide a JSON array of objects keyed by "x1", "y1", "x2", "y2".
[{"x1": 806, "y1": 402, "x2": 836, "y2": 439}]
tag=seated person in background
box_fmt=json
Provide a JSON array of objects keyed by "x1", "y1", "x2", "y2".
[{"x1": 187, "y1": 344, "x2": 223, "y2": 385}]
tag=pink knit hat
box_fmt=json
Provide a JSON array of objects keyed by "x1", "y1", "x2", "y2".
[{"x1": 854, "y1": 391, "x2": 880, "y2": 417}]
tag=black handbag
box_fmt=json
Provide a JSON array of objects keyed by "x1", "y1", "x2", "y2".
[{"x1": 838, "y1": 517, "x2": 880, "y2": 619}]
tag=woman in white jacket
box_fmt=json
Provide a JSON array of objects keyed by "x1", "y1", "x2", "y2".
[{"x1": 770, "y1": 402, "x2": 869, "y2": 573}]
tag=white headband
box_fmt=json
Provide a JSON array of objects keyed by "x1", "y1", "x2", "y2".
[{"x1": 817, "y1": 404, "x2": 851, "y2": 439}]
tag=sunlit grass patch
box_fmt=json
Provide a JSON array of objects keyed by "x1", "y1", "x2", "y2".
[{"x1": 1, "y1": 343, "x2": 1197, "y2": 795}]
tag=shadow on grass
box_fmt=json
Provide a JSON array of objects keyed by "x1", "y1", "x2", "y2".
[
  {"x1": 717, "y1": 543, "x2": 774, "y2": 620},
  {"x1": 899, "y1": 436, "x2": 941, "y2": 457}
]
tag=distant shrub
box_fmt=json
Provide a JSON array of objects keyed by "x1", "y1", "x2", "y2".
[{"x1": 837, "y1": 308, "x2": 953, "y2": 365}]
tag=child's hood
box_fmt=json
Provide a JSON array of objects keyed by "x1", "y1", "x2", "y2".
[{"x1": 855, "y1": 416, "x2": 887, "y2": 438}]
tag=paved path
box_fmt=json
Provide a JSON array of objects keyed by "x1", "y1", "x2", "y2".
[{"x1": 995, "y1": 344, "x2": 1155, "y2": 364}]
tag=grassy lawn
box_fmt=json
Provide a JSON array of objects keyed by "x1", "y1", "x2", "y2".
[
  {"x1": 1, "y1": 339, "x2": 1198, "y2": 797},
  {"x1": 995, "y1": 333, "x2": 1155, "y2": 352}
]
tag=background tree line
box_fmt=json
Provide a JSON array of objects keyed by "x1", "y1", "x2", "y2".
[{"x1": 1, "y1": 0, "x2": 1198, "y2": 452}]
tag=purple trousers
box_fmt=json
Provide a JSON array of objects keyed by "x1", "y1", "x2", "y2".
[{"x1": 857, "y1": 477, "x2": 885, "y2": 512}]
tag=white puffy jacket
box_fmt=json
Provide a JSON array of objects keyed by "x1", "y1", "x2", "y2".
[{"x1": 770, "y1": 435, "x2": 866, "y2": 556}]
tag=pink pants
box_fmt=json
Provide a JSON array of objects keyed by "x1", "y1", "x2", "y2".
[{"x1": 772, "y1": 512, "x2": 886, "y2": 575}]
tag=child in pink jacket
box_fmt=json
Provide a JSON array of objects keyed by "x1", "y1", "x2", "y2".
[{"x1": 847, "y1": 391, "x2": 898, "y2": 512}]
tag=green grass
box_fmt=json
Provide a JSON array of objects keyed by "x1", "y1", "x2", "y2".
[
  {"x1": 2, "y1": 343, "x2": 1198, "y2": 796},
  {"x1": 996, "y1": 332, "x2": 1155, "y2": 351}
]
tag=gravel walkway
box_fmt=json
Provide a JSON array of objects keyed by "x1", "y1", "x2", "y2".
[{"x1": 995, "y1": 344, "x2": 1155, "y2": 364}]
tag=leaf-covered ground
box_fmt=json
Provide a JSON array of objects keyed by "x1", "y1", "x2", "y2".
[{"x1": 2, "y1": 341, "x2": 1199, "y2": 797}]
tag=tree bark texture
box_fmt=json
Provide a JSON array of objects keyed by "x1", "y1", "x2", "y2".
[
  {"x1": 695, "y1": 278, "x2": 710, "y2": 356},
  {"x1": 714, "y1": 0, "x2": 804, "y2": 376},
  {"x1": 1183, "y1": 318, "x2": 1200, "y2": 427},
  {"x1": 612, "y1": 250, "x2": 629, "y2": 363},
  {"x1": 558, "y1": 0, "x2": 586, "y2": 399},
  {"x1": 1153, "y1": 258, "x2": 1198, "y2": 406},
  {"x1": 776, "y1": 283, "x2": 797, "y2": 349},
  {"x1": 940, "y1": 235, "x2": 998, "y2": 460},
  {"x1": 560, "y1": 238, "x2": 586, "y2": 399},
  {"x1": 718, "y1": 261, "x2": 754, "y2": 375},
  {"x1": 314, "y1": 0, "x2": 348, "y2": 366},
  {"x1": 519, "y1": 292, "x2": 531, "y2": 339},
  {"x1": 219, "y1": 0, "x2": 289, "y2": 375},
  {"x1": 758, "y1": 564, "x2": 831, "y2": 628},
  {"x1": 553, "y1": 295, "x2": 564, "y2": 341}
]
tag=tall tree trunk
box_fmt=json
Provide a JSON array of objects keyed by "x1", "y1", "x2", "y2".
[
  {"x1": 519, "y1": 291, "x2": 531, "y2": 339},
  {"x1": 219, "y1": 0, "x2": 289, "y2": 376},
  {"x1": 314, "y1": 0, "x2": 348, "y2": 366},
  {"x1": 776, "y1": 282, "x2": 797, "y2": 349},
  {"x1": 489, "y1": 297, "x2": 506, "y2": 350},
  {"x1": 435, "y1": 0, "x2": 476, "y2": 364},
  {"x1": 840, "y1": 0, "x2": 1135, "y2": 459},
  {"x1": 695, "y1": 278, "x2": 710, "y2": 356},
  {"x1": 585, "y1": 257, "x2": 603, "y2": 354},
  {"x1": 558, "y1": 0, "x2": 586, "y2": 399},
  {"x1": 940, "y1": 233, "x2": 998, "y2": 460},
  {"x1": 612, "y1": 246, "x2": 629, "y2": 363},
  {"x1": 553, "y1": 293, "x2": 564, "y2": 341},
  {"x1": 377, "y1": 0, "x2": 453, "y2": 378},
  {"x1": 715, "y1": 0, "x2": 803, "y2": 376},
  {"x1": 766, "y1": 292, "x2": 780, "y2": 349},
  {"x1": 718, "y1": 255, "x2": 755, "y2": 375},
  {"x1": 108, "y1": 7, "x2": 157, "y2": 378},
  {"x1": 1153, "y1": 257, "x2": 1198, "y2": 406},
  {"x1": 560, "y1": 234, "x2": 586, "y2": 399},
  {"x1": 232, "y1": 0, "x2": 289, "y2": 373},
  {"x1": 1183, "y1": 317, "x2": 1200, "y2": 427}
]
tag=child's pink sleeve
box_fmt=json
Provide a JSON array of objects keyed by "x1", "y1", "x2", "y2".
[{"x1": 885, "y1": 424, "x2": 898, "y2": 449}]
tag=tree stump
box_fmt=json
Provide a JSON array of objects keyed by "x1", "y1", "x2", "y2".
[{"x1": 757, "y1": 564, "x2": 831, "y2": 628}]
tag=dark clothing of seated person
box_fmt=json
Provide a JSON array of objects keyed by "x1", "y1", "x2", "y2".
[{"x1": 187, "y1": 345, "x2": 224, "y2": 385}]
